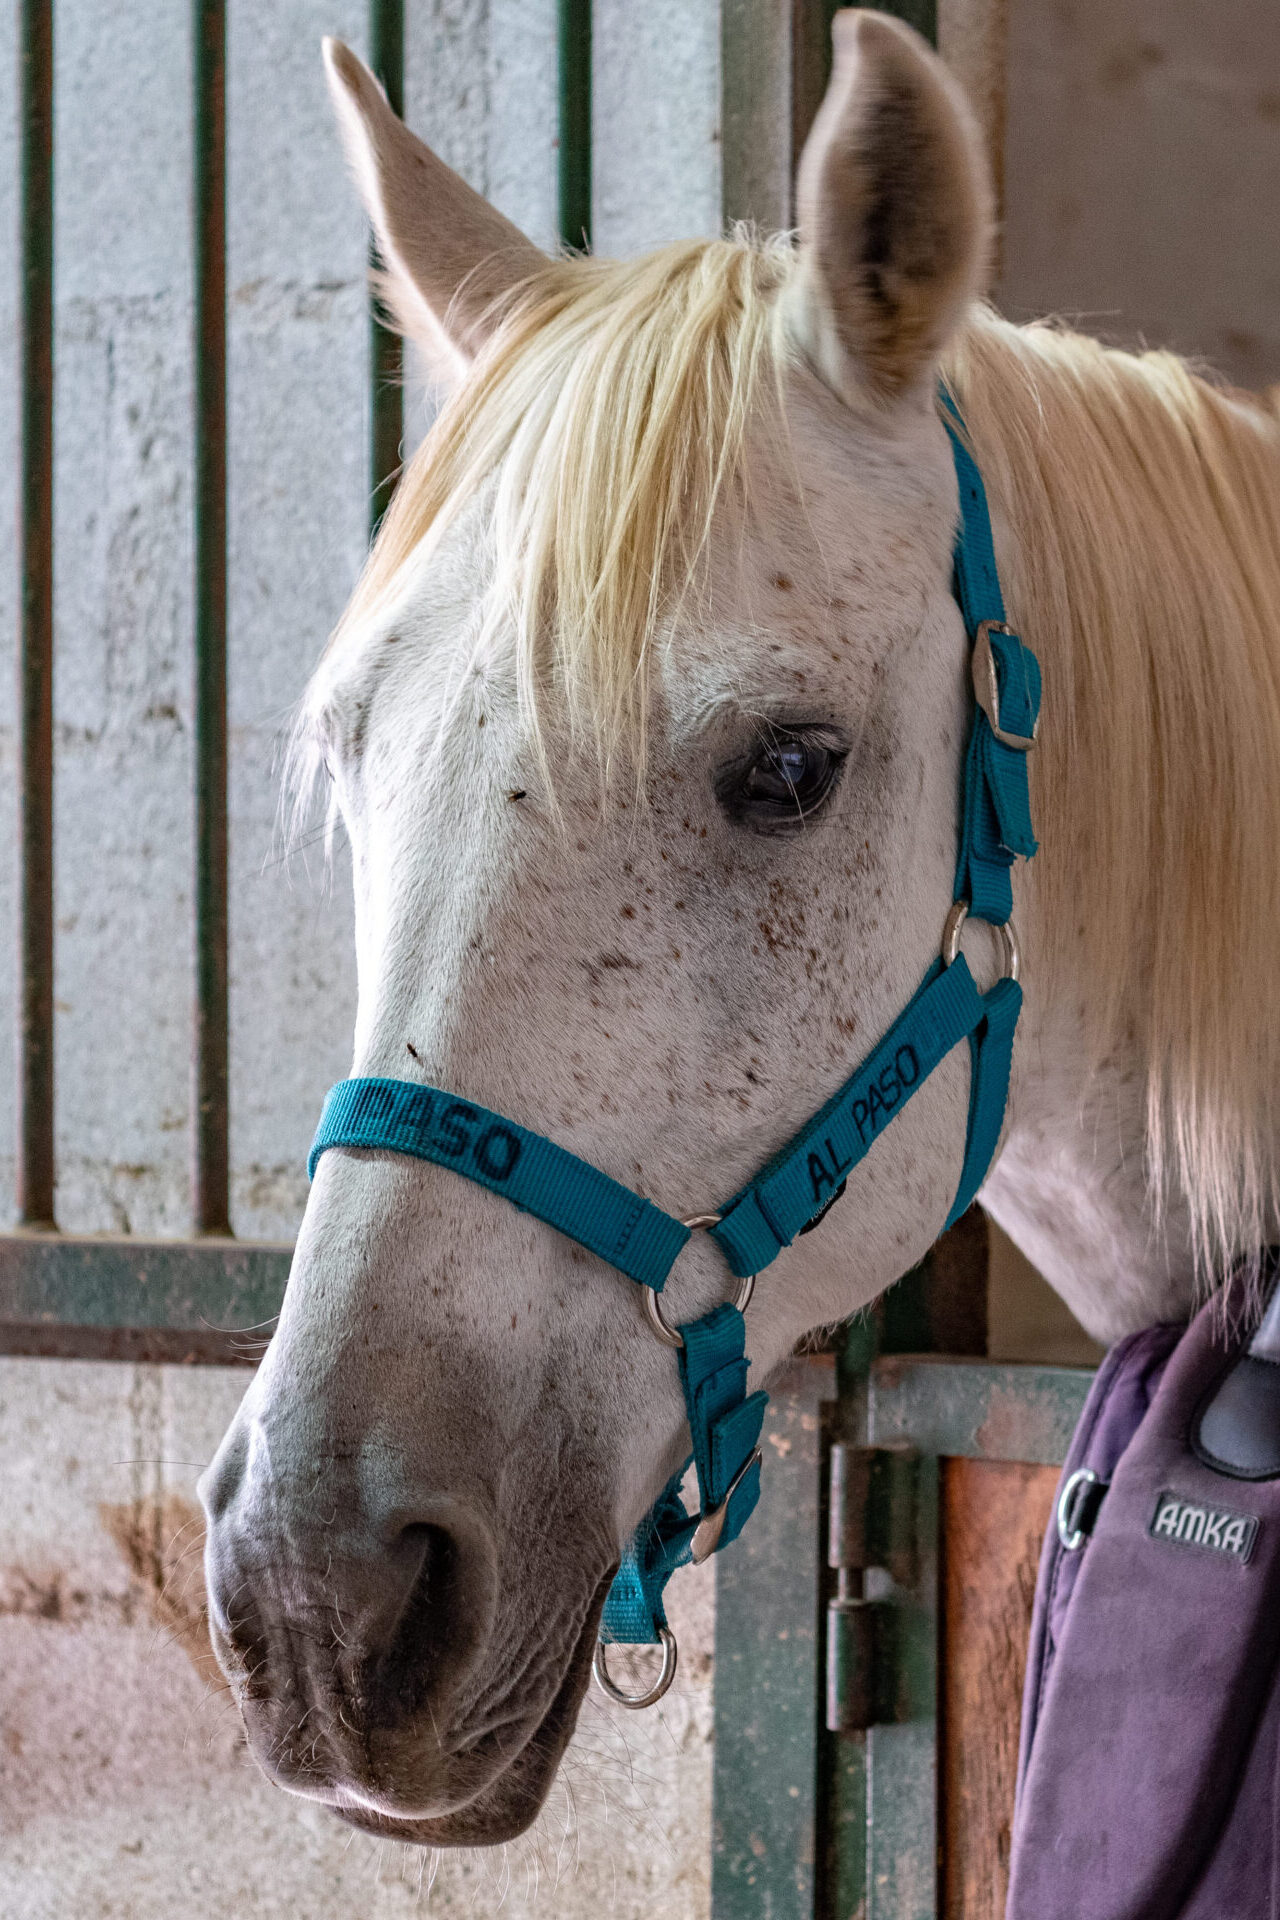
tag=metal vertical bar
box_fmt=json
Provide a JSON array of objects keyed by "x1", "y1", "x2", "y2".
[
  {"x1": 880, "y1": 0, "x2": 938, "y2": 42},
  {"x1": 720, "y1": 0, "x2": 786, "y2": 234},
  {"x1": 712, "y1": 1361, "x2": 829, "y2": 1920},
  {"x1": 557, "y1": 0, "x2": 591, "y2": 250},
  {"x1": 17, "y1": 0, "x2": 56, "y2": 1230},
  {"x1": 790, "y1": 0, "x2": 840, "y2": 209},
  {"x1": 193, "y1": 0, "x2": 230, "y2": 1235},
  {"x1": 791, "y1": 0, "x2": 937, "y2": 204},
  {"x1": 368, "y1": 0, "x2": 404, "y2": 538},
  {"x1": 864, "y1": 1454, "x2": 940, "y2": 1920}
]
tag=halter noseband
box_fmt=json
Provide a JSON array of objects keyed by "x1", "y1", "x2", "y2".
[{"x1": 307, "y1": 398, "x2": 1041, "y2": 1707}]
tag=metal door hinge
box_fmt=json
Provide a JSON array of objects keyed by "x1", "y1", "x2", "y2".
[{"x1": 824, "y1": 1441, "x2": 919, "y2": 1733}]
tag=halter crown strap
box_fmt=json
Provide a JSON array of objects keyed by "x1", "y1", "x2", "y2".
[
  {"x1": 941, "y1": 398, "x2": 1039, "y2": 1225},
  {"x1": 946, "y1": 407, "x2": 1040, "y2": 921},
  {"x1": 306, "y1": 396, "x2": 1041, "y2": 1655}
]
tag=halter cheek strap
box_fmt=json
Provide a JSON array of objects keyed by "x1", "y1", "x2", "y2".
[{"x1": 306, "y1": 397, "x2": 1041, "y2": 1696}]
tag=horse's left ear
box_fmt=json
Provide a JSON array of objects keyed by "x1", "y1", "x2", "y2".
[
  {"x1": 323, "y1": 38, "x2": 545, "y2": 382},
  {"x1": 788, "y1": 10, "x2": 992, "y2": 407}
]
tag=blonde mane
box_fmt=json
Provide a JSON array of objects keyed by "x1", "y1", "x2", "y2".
[
  {"x1": 328, "y1": 232, "x2": 1280, "y2": 1279},
  {"x1": 947, "y1": 314, "x2": 1280, "y2": 1274}
]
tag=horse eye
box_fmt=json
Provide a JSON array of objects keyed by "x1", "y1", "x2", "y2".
[{"x1": 715, "y1": 726, "x2": 848, "y2": 832}]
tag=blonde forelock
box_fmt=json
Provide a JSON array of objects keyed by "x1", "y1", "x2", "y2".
[{"x1": 336, "y1": 234, "x2": 796, "y2": 777}]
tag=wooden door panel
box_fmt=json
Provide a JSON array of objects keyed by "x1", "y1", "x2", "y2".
[{"x1": 941, "y1": 1459, "x2": 1061, "y2": 1920}]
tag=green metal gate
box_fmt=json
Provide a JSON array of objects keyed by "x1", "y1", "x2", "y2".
[
  {"x1": 709, "y1": 1240, "x2": 1093, "y2": 1920},
  {"x1": 6, "y1": 0, "x2": 590, "y2": 1361}
]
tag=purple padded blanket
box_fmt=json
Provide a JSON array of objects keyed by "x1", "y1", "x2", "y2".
[{"x1": 1008, "y1": 1280, "x2": 1280, "y2": 1920}]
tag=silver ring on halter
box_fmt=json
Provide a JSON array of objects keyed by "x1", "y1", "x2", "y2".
[
  {"x1": 593, "y1": 1626, "x2": 678, "y2": 1709},
  {"x1": 641, "y1": 1214, "x2": 756, "y2": 1350},
  {"x1": 941, "y1": 900, "x2": 1021, "y2": 984}
]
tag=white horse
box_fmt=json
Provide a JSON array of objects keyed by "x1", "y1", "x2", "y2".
[{"x1": 200, "y1": 9, "x2": 1280, "y2": 1848}]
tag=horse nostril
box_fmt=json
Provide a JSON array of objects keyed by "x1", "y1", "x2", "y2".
[
  {"x1": 201, "y1": 1452, "x2": 500, "y2": 1756},
  {"x1": 374, "y1": 1521, "x2": 471, "y2": 1717}
]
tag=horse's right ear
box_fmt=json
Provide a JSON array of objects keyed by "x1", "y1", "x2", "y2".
[
  {"x1": 787, "y1": 10, "x2": 992, "y2": 408},
  {"x1": 323, "y1": 38, "x2": 545, "y2": 382}
]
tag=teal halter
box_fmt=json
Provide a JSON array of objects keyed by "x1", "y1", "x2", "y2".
[{"x1": 307, "y1": 400, "x2": 1041, "y2": 1705}]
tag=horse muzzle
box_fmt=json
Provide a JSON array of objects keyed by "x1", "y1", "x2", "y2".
[{"x1": 198, "y1": 1419, "x2": 612, "y2": 1842}]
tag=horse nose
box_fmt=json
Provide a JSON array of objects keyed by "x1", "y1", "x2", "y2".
[
  {"x1": 200, "y1": 1432, "x2": 500, "y2": 1752},
  {"x1": 363, "y1": 1514, "x2": 496, "y2": 1715}
]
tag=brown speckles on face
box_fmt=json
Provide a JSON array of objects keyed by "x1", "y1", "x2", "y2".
[
  {"x1": 756, "y1": 878, "x2": 808, "y2": 957},
  {"x1": 582, "y1": 951, "x2": 642, "y2": 990}
]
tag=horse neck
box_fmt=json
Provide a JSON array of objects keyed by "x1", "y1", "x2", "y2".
[{"x1": 951, "y1": 314, "x2": 1280, "y2": 1337}]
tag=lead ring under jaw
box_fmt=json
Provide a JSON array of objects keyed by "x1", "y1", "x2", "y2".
[
  {"x1": 593, "y1": 1626, "x2": 678, "y2": 1709},
  {"x1": 641, "y1": 1214, "x2": 757, "y2": 1349}
]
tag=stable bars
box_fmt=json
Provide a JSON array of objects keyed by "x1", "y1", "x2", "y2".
[{"x1": 13, "y1": 0, "x2": 591, "y2": 1244}]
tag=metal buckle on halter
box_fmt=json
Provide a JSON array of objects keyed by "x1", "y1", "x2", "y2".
[
  {"x1": 690, "y1": 1444, "x2": 763, "y2": 1564},
  {"x1": 640, "y1": 1214, "x2": 757, "y2": 1350},
  {"x1": 972, "y1": 620, "x2": 1039, "y2": 751},
  {"x1": 592, "y1": 1443, "x2": 761, "y2": 1709},
  {"x1": 942, "y1": 901, "x2": 1021, "y2": 982},
  {"x1": 593, "y1": 1626, "x2": 678, "y2": 1710}
]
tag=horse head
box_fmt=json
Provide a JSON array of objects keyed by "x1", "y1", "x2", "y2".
[{"x1": 200, "y1": 8, "x2": 1003, "y2": 1846}]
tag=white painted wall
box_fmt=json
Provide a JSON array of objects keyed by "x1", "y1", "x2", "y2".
[
  {"x1": 0, "y1": 1356, "x2": 715, "y2": 1920},
  {"x1": 998, "y1": 0, "x2": 1280, "y2": 387}
]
